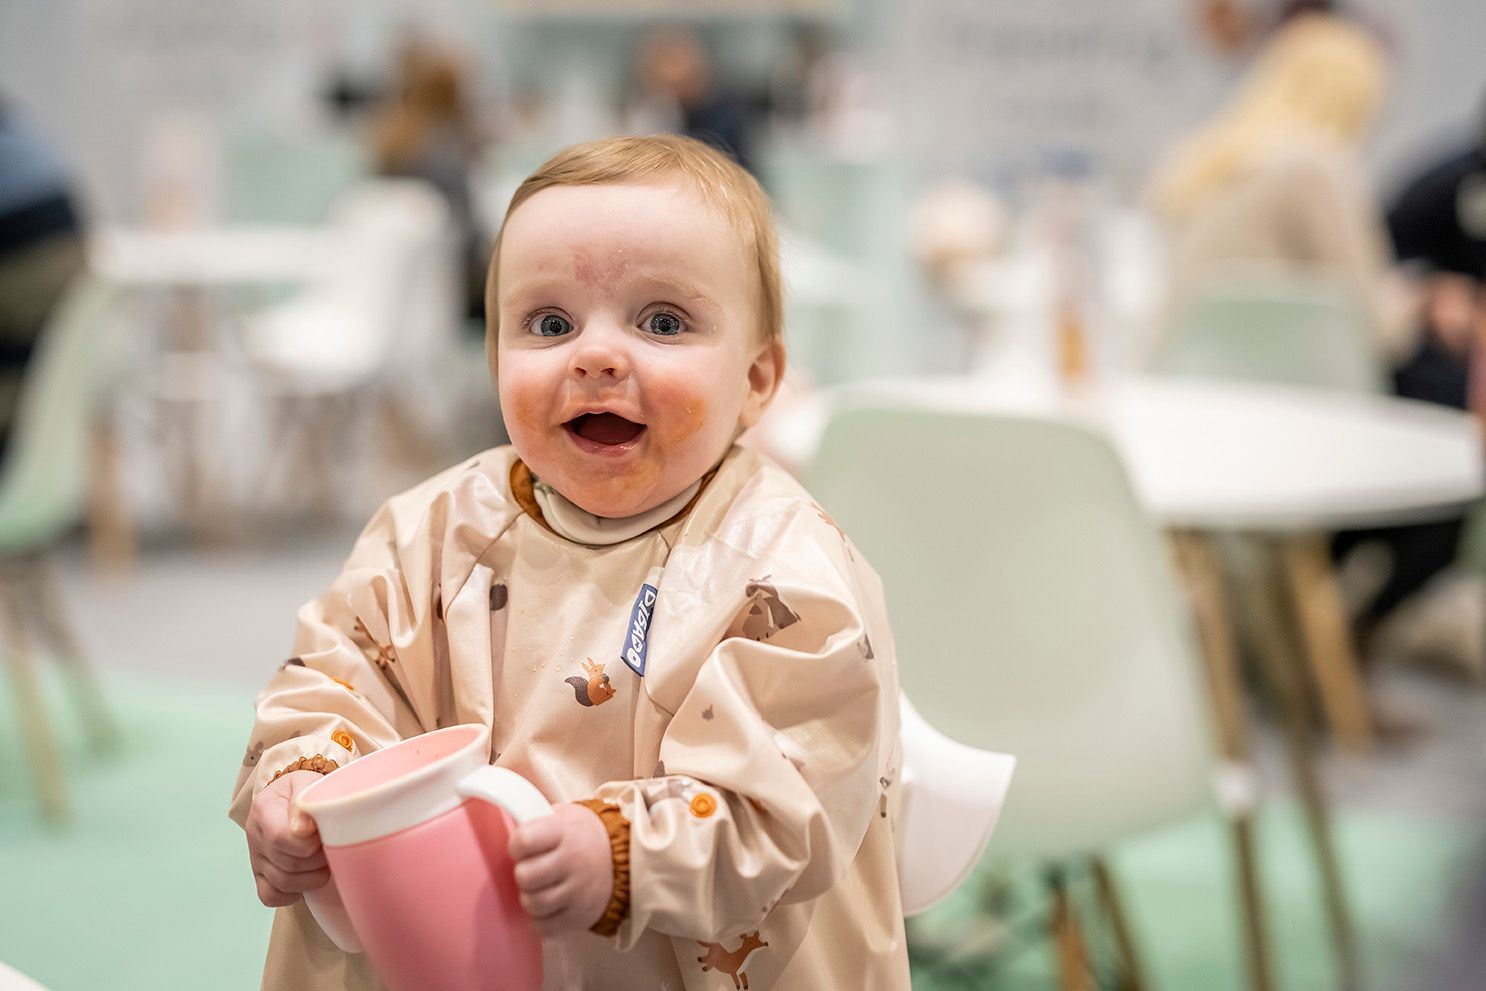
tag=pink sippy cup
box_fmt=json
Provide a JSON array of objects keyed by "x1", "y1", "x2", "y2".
[{"x1": 294, "y1": 723, "x2": 549, "y2": 991}]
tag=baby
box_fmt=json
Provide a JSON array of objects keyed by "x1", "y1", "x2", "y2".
[{"x1": 230, "y1": 134, "x2": 908, "y2": 989}]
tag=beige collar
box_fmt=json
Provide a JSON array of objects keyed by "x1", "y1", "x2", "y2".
[{"x1": 530, "y1": 477, "x2": 702, "y2": 546}]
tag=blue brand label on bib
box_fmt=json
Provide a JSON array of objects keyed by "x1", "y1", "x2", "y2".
[{"x1": 621, "y1": 583, "x2": 658, "y2": 677}]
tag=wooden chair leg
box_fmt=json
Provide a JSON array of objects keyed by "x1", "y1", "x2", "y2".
[
  {"x1": 250, "y1": 392, "x2": 298, "y2": 510},
  {"x1": 1245, "y1": 544, "x2": 1359, "y2": 989},
  {"x1": 1091, "y1": 858, "x2": 1146, "y2": 991},
  {"x1": 30, "y1": 558, "x2": 120, "y2": 752},
  {"x1": 1229, "y1": 810, "x2": 1275, "y2": 991},
  {"x1": 1049, "y1": 869, "x2": 1095, "y2": 991},
  {"x1": 310, "y1": 394, "x2": 348, "y2": 518},
  {"x1": 1171, "y1": 530, "x2": 1276, "y2": 991},
  {"x1": 1281, "y1": 533, "x2": 1373, "y2": 753},
  {"x1": 0, "y1": 575, "x2": 70, "y2": 824},
  {"x1": 87, "y1": 416, "x2": 135, "y2": 573}
]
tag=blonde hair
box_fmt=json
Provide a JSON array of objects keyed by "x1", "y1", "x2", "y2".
[
  {"x1": 486, "y1": 134, "x2": 782, "y2": 344},
  {"x1": 1150, "y1": 13, "x2": 1386, "y2": 220}
]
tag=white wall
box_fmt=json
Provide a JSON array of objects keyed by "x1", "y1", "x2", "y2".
[{"x1": 2, "y1": 0, "x2": 1481, "y2": 218}]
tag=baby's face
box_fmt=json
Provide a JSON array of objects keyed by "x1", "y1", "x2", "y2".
[{"x1": 493, "y1": 181, "x2": 781, "y2": 519}]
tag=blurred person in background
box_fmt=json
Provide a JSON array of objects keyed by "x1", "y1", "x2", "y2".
[
  {"x1": 1388, "y1": 92, "x2": 1486, "y2": 410},
  {"x1": 1330, "y1": 94, "x2": 1486, "y2": 666},
  {"x1": 371, "y1": 37, "x2": 490, "y2": 324},
  {"x1": 0, "y1": 95, "x2": 87, "y2": 461},
  {"x1": 1148, "y1": 11, "x2": 1409, "y2": 355},
  {"x1": 625, "y1": 26, "x2": 757, "y2": 175},
  {"x1": 1195, "y1": 0, "x2": 1348, "y2": 61}
]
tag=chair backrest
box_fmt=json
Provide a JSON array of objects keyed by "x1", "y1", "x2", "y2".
[
  {"x1": 807, "y1": 398, "x2": 1215, "y2": 858},
  {"x1": 323, "y1": 178, "x2": 458, "y2": 372},
  {"x1": 222, "y1": 130, "x2": 365, "y2": 224},
  {"x1": 0, "y1": 275, "x2": 114, "y2": 552},
  {"x1": 246, "y1": 179, "x2": 459, "y2": 385},
  {"x1": 1154, "y1": 271, "x2": 1386, "y2": 394}
]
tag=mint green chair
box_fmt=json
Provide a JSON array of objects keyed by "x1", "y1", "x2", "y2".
[
  {"x1": 1155, "y1": 272, "x2": 1387, "y2": 394},
  {"x1": 807, "y1": 398, "x2": 1273, "y2": 989},
  {"x1": 221, "y1": 130, "x2": 366, "y2": 225},
  {"x1": 0, "y1": 274, "x2": 122, "y2": 824}
]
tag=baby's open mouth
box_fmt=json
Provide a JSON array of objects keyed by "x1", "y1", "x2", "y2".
[{"x1": 565, "y1": 412, "x2": 646, "y2": 446}]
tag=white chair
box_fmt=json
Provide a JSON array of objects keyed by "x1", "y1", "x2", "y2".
[
  {"x1": 807, "y1": 396, "x2": 1271, "y2": 991},
  {"x1": 0, "y1": 960, "x2": 50, "y2": 990},
  {"x1": 895, "y1": 692, "x2": 1016, "y2": 916},
  {"x1": 240, "y1": 178, "x2": 459, "y2": 509},
  {"x1": 0, "y1": 274, "x2": 123, "y2": 823}
]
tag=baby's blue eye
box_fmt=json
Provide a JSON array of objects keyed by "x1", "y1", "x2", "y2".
[
  {"x1": 646, "y1": 312, "x2": 683, "y2": 336},
  {"x1": 536, "y1": 314, "x2": 572, "y2": 337}
]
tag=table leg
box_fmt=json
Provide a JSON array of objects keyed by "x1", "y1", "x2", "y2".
[{"x1": 1280, "y1": 533, "x2": 1373, "y2": 754}]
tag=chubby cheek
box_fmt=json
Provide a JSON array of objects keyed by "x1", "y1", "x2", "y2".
[
  {"x1": 647, "y1": 378, "x2": 710, "y2": 447},
  {"x1": 496, "y1": 370, "x2": 549, "y2": 456}
]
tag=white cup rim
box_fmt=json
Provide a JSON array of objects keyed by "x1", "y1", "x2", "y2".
[{"x1": 295, "y1": 723, "x2": 490, "y2": 846}]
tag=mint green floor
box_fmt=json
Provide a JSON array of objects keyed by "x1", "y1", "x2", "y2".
[{"x1": 0, "y1": 672, "x2": 1478, "y2": 990}]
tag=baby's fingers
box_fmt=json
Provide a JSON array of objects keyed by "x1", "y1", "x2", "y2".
[
  {"x1": 255, "y1": 861, "x2": 331, "y2": 899},
  {"x1": 266, "y1": 817, "x2": 323, "y2": 859},
  {"x1": 262, "y1": 845, "x2": 329, "y2": 877},
  {"x1": 519, "y1": 880, "x2": 571, "y2": 923},
  {"x1": 508, "y1": 817, "x2": 562, "y2": 862},
  {"x1": 255, "y1": 873, "x2": 299, "y2": 908},
  {"x1": 513, "y1": 848, "x2": 566, "y2": 894}
]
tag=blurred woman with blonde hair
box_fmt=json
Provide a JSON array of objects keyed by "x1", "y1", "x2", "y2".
[{"x1": 1148, "y1": 12, "x2": 1410, "y2": 353}]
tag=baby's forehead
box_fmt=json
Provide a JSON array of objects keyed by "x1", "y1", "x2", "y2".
[
  {"x1": 511, "y1": 180, "x2": 743, "y2": 239},
  {"x1": 500, "y1": 182, "x2": 751, "y2": 278}
]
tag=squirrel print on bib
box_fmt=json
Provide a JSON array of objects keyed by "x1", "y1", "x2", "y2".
[{"x1": 565, "y1": 657, "x2": 617, "y2": 707}]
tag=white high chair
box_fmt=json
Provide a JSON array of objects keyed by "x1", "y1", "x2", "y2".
[{"x1": 895, "y1": 693, "x2": 1016, "y2": 916}]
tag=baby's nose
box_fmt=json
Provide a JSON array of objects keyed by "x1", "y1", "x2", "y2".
[{"x1": 569, "y1": 326, "x2": 630, "y2": 379}]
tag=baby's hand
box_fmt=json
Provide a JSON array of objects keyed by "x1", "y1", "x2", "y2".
[
  {"x1": 245, "y1": 771, "x2": 331, "y2": 908},
  {"x1": 509, "y1": 803, "x2": 614, "y2": 937}
]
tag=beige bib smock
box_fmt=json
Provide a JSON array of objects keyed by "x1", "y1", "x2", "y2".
[{"x1": 229, "y1": 445, "x2": 909, "y2": 990}]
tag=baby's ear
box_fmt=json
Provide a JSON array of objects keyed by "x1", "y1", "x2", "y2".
[{"x1": 739, "y1": 337, "x2": 786, "y2": 429}]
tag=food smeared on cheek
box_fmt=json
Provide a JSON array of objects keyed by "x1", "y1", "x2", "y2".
[
  {"x1": 504, "y1": 387, "x2": 542, "y2": 434},
  {"x1": 672, "y1": 398, "x2": 707, "y2": 441}
]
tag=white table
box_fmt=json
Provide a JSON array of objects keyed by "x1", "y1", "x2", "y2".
[
  {"x1": 89, "y1": 224, "x2": 331, "y2": 287},
  {"x1": 86, "y1": 225, "x2": 334, "y2": 555},
  {"x1": 761, "y1": 372, "x2": 1483, "y2": 749},
  {"x1": 762, "y1": 374, "x2": 1484, "y2": 532}
]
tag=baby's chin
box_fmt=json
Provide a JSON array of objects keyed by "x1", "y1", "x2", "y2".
[{"x1": 559, "y1": 480, "x2": 688, "y2": 520}]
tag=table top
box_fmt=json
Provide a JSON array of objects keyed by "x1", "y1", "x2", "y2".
[
  {"x1": 759, "y1": 374, "x2": 1485, "y2": 532},
  {"x1": 90, "y1": 224, "x2": 332, "y2": 287}
]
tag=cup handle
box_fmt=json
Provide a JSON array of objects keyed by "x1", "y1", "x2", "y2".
[
  {"x1": 456, "y1": 765, "x2": 554, "y2": 824},
  {"x1": 304, "y1": 877, "x2": 365, "y2": 954}
]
